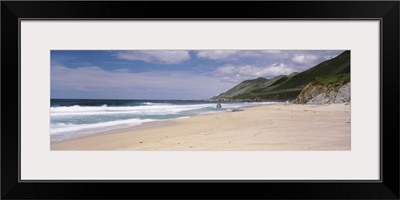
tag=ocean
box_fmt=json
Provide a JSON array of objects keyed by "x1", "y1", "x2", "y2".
[{"x1": 50, "y1": 99, "x2": 278, "y2": 142}]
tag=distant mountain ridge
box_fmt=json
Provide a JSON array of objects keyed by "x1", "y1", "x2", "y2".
[{"x1": 209, "y1": 50, "x2": 350, "y2": 101}]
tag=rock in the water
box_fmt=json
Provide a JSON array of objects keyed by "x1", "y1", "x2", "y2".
[
  {"x1": 216, "y1": 103, "x2": 222, "y2": 108},
  {"x1": 231, "y1": 108, "x2": 244, "y2": 112}
]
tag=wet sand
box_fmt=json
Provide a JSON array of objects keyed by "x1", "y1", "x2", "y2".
[{"x1": 51, "y1": 103, "x2": 351, "y2": 151}]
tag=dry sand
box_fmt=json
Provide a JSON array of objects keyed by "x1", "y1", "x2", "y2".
[{"x1": 51, "y1": 103, "x2": 351, "y2": 151}]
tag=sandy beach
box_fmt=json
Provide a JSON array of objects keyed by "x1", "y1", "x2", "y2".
[{"x1": 51, "y1": 103, "x2": 351, "y2": 151}]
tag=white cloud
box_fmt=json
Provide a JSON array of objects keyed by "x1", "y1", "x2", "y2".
[
  {"x1": 196, "y1": 50, "x2": 292, "y2": 61},
  {"x1": 324, "y1": 55, "x2": 336, "y2": 60},
  {"x1": 115, "y1": 50, "x2": 190, "y2": 64},
  {"x1": 291, "y1": 54, "x2": 318, "y2": 64},
  {"x1": 212, "y1": 63, "x2": 295, "y2": 83},
  {"x1": 196, "y1": 50, "x2": 239, "y2": 60},
  {"x1": 261, "y1": 50, "x2": 282, "y2": 54},
  {"x1": 267, "y1": 63, "x2": 296, "y2": 76},
  {"x1": 197, "y1": 50, "x2": 269, "y2": 60}
]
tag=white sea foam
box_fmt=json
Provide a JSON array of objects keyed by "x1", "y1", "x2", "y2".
[
  {"x1": 50, "y1": 104, "x2": 217, "y2": 117},
  {"x1": 50, "y1": 101, "x2": 278, "y2": 142},
  {"x1": 142, "y1": 102, "x2": 169, "y2": 105},
  {"x1": 50, "y1": 118, "x2": 156, "y2": 142}
]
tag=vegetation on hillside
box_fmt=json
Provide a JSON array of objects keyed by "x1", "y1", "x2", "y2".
[
  {"x1": 209, "y1": 50, "x2": 350, "y2": 101},
  {"x1": 314, "y1": 73, "x2": 350, "y2": 85}
]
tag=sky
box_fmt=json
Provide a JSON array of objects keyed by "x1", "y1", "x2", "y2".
[{"x1": 51, "y1": 50, "x2": 345, "y2": 100}]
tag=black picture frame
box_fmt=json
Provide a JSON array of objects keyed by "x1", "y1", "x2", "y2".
[{"x1": 2, "y1": 1, "x2": 399, "y2": 199}]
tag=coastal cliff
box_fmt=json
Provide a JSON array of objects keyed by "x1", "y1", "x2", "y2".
[{"x1": 294, "y1": 74, "x2": 350, "y2": 104}]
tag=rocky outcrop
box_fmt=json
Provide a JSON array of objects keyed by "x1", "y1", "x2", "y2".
[
  {"x1": 295, "y1": 81, "x2": 350, "y2": 105},
  {"x1": 334, "y1": 83, "x2": 351, "y2": 103}
]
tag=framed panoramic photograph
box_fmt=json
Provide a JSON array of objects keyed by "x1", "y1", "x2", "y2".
[
  {"x1": 49, "y1": 49, "x2": 351, "y2": 151},
  {"x1": 2, "y1": 1, "x2": 399, "y2": 200}
]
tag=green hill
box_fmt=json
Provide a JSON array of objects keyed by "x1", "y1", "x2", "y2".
[{"x1": 209, "y1": 50, "x2": 350, "y2": 101}]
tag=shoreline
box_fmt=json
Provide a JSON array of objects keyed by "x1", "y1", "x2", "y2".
[
  {"x1": 51, "y1": 103, "x2": 351, "y2": 151},
  {"x1": 51, "y1": 102, "x2": 276, "y2": 143},
  {"x1": 51, "y1": 119, "x2": 178, "y2": 144}
]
